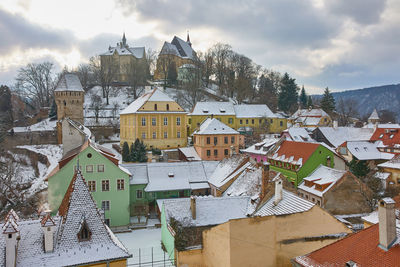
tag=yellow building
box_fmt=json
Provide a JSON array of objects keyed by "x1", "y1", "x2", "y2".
[
  {"x1": 154, "y1": 34, "x2": 196, "y2": 81},
  {"x1": 290, "y1": 108, "x2": 332, "y2": 127},
  {"x1": 188, "y1": 102, "x2": 287, "y2": 135},
  {"x1": 120, "y1": 88, "x2": 187, "y2": 150},
  {"x1": 100, "y1": 33, "x2": 146, "y2": 83}
]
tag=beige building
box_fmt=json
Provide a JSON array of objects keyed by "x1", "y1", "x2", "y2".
[
  {"x1": 100, "y1": 33, "x2": 146, "y2": 83},
  {"x1": 61, "y1": 118, "x2": 92, "y2": 156}
]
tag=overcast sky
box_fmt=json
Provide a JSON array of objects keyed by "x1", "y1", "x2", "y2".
[{"x1": 0, "y1": 0, "x2": 399, "y2": 93}]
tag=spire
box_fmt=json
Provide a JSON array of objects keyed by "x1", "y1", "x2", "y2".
[
  {"x1": 122, "y1": 32, "x2": 127, "y2": 46},
  {"x1": 187, "y1": 30, "x2": 192, "y2": 47}
]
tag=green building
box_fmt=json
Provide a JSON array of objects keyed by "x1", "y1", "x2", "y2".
[
  {"x1": 266, "y1": 140, "x2": 346, "y2": 186},
  {"x1": 46, "y1": 140, "x2": 131, "y2": 227}
]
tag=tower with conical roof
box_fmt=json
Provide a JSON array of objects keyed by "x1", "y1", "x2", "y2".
[
  {"x1": 122, "y1": 32, "x2": 127, "y2": 47},
  {"x1": 368, "y1": 108, "x2": 380, "y2": 124},
  {"x1": 187, "y1": 30, "x2": 192, "y2": 47}
]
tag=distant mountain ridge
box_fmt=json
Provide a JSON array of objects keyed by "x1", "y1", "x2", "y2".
[{"x1": 315, "y1": 84, "x2": 400, "y2": 121}]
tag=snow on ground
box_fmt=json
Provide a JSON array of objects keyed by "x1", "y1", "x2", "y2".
[
  {"x1": 12, "y1": 118, "x2": 56, "y2": 133},
  {"x1": 17, "y1": 144, "x2": 63, "y2": 194},
  {"x1": 116, "y1": 228, "x2": 173, "y2": 266}
]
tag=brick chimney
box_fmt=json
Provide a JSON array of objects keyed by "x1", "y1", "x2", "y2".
[
  {"x1": 3, "y1": 210, "x2": 20, "y2": 267},
  {"x1": 41, "y1": 213, "x2": 56, "y2": 253},
  {"x1": 260, "y1": 162, "x2": 270, "y2": 200},
  {"x1": 273, "y1": 178, "x2": 283, "y2": 206},
  {"x1": 190, "y1": 196, "x2": 196, "y2": 220},
  {"x1": 378, "y1": 198, "x2": 397, "y2": 251}
]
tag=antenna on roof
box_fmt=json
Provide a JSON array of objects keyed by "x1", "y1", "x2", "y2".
[{"x1": 187, "y1": 30, "x2": 192, "y2": 47}]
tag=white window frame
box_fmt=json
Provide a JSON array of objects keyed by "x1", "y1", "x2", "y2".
[
  {"x1": 136, "y1": 190, "x2": 143, "y2": 199},
  {"x1": 86, "y1": 165, "x2": 93, "y2": 173},
  {"x1": 141, "y1": 117, "x2": 146, "y2": 126},
  {"x1": 88, "y1": 180, "x2": 96, "y2": 192},
  {"x1": 102, "y1": 180, "x2": 110, "y2": 191},
  {"x1": 176, "y1": 117, "x2": 181, "y2": 126},
  {"x1": 117, "y1": 179, "x2": 125, "y2": 190},
  {"x1": 97, "y1": 164, "x2": 105, "y2": 172},
  {"x1": 164, "y1": 117, "x2": 168, "y2": 126},
  {"x1": 102, "y1": 200, "x2": 110, "y2": 210}
]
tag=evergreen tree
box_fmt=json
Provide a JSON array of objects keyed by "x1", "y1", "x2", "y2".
[
  {"x1": 307, "y1": 95, "x2": 313, "y2": 108},
  {"x1": 167, "y1": 62, "x2": 177, "y2": 85},
  {"x1": 320, "y1": 87, "x2": 336, "y2": 114},
  {"x1": 129, "y1": 141, "x2": 138, "y2": 162},
  {"x1": 49, "y1": 99, "x2": 57, "y2": 120},
  {"x1": 278, "y1": 73, "x2": 299, "y2": 113},
  {"x1": 136, "y1": 140, "x2": 148, "y2": 162},
  {"x1": 122, "y1": 142, "x2": 130, "y2": 162},
  {"x1": 349, "y1": 158, "x2": 370, "y2": 178},
  {"x1": 299, "y1": 86, "x2": 307, "y2": 109}
]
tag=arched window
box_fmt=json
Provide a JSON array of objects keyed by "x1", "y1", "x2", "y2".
[
  {"x1": 166, "y1": 104, "x2": 169, "y2": 111},
  {"x1": 63, "y1": 100, "x2": 66, "y2": 106}
]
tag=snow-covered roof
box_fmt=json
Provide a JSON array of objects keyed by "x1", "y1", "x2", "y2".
[
  {"x1": 316, "y1": 127, "x2": 374, "y2": 148},
  {"x1": 194, "y1": 118, "x2": 238, "y2": 135},
  {"x1": 254, "y1": 189, "x2": 315, "y2": 216},
  {"x1": 378, "y1": 155, "x2": 400, "y2": 170},
  {"x1": 179, "y1": 147, "x2": 201, "y2": 161},
  {"x1": 364, "y1": 123, "x2": 400, "y2": 129},
  {"x1": 242, "y1": 137, "x2": 279, "y2": 155},
  {"x1": 0, "y1": 171, "x2": 131, "y2": 266},
  {"x1": 121, "y1": 161, "x2": 219, "y2": 190},
  {"x1": 190, "y1": 102, "x2": 236, "y2": 116},
  {"x1": 11, "y1": 118, "x2": 56, "y2": 133},
  {"x1": 54, "y1": 73, "x2": 84, "y2": 92},
  {"x1": 162, "y1": 196, "x2": 253, "y2": 227},
  {"x1": 368, "y1": 109, "x2": 380, "y2": 120},
  {"x1": 302, "y1": 117, "x2": 322, "y2": 126},
  {"x1": 100, "y1": 44, "x2": 145, "y2": 58},
  {"x1": 208, "y1": 155, "x2": 249, "y2": 188},
  {"x1": 298, "y1": 165, "x2": 347, "y2": 197},
  {"x1": 285, "y1": 127, "x2": 314, "y2": 142},
  {"x1": 190, "y1": 182, "x2": 210, "y2": 190},
  {"x1": 159, "y1": 36, "x2": 195, "y2": 59},
  {"x1": 346, "y1": 141, "x2": 394, "y2": 161},
  {"x1": 120, "y1": 88, "x2": 181, "y2": 115},
  {"x1": 291, "y1": 108, "x2": 328, "y2": 118},
  {"x1": 223, "y1": 166, "x2": 261, "y2": 199},
  {"x1": 233, "y1": 104, "x2": 275, "y2": 118}
]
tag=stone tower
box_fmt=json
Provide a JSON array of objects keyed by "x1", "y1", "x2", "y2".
[
  {"x1": 54, "y1": 73, "x2": 84, "y2": 123},
  {"x1": 54, "y1": 73, "x2": 84, "y2": 143}
]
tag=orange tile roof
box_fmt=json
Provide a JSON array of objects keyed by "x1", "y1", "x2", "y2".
[
  {"x1": 294, "y1": 224, "x2": 400, "y2": 266},
  {"x1": 274, "y1": 141, "x2": 320, "y2": 163},
  {"x1": 371, "y1": 128, "x2": 400, "y2": 147}
]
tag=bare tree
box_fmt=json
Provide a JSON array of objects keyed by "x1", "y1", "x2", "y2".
[
  {"x1": 100, "y1": 57, "x2": 119, "y2": 105},
  {"x1": 15, "y1": 62, "x2": 55, "y2": 108},
  {"x1": 75, "y1": 63, "x2": 93, "y2": 91},
  {"x1": 90, "y1": 93, "x2": 105, "y2": 123},
  {"x1": 126, "y1": 59, "x2": 148, "y2": 99},
  {"x1": 337, "y1": 98, "x2": 359, "y2": 126},
  {"x1": 209, "y1": 43, "x2": 232, "y2": 93},
  {"x1": 145, "y1": 48, "x2": 157, "y2": 77},
  {"x1": 202, "y1": 50, "x2": 214, "y2": 88},
  {"x1": 157, "y1": 48, "x2": 176, "y2": 89}
]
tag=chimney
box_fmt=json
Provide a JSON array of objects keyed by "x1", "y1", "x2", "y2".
[
  {"x1": 273, "y1": 178, "x2": 283, "y2": 206},
  {"x1": 3, "y1": 210, "x2": 20, "y2": 267},
  {"x1": 333, "y1": 120, "x2": 338, "y2": 128},
  {"x1": 41, "y1": 213, "x2": 56, "y2": 253},
  {"x1": 378, "y1": 198, "x2": 397, "y2": 251},
  {"x1": 260, "y1": 162, "x2": 270, "y2": 200},
  {"x1": 190, "y1": 196, "x2": 196, "y2": 220}
]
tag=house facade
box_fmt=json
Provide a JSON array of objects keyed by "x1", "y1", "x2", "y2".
[
  {"x1": 188, "y1": 102, "x2": 287, "y2": 135},
  {"x1": 378, "y1": 155, "x2": 400, "y2": 185},
  {"x1": 46, "y1": 140, "x2": 131, "y2": 227},
  {"x1": 193, "y1": 118, "x2": 242, "y2": 161},
  {"x1": 266, "y1": 140, "x2": 346, "y2": 186},
  {"x1": 120, "y1": 88, "x2": 187, "y2": 150},
  {"x1": 290, "y1": 108, "x2": 332, "y2": 128},
  {"x1": 100, "y1": 33, "x2": 146, "y2": 83}
]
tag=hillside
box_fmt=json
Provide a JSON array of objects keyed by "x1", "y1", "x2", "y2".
[{"x1": 316, "y1": 84, "x2": 400, "y2": 121}]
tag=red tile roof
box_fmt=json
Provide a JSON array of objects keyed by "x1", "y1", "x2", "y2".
[
  {"x1": 371, "y1": 128, "x2": 400, "y2": 147},
  {"x1": 274, "y1": 141, "x2": 320, "y2": 162},
  {"x1": 294, "y1": 224, "x2": 400, "y2": 266}
]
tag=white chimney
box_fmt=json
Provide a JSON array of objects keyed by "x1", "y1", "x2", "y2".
[
  {"x1": 41, "y1": 213, "x2": 56, "y2": 253},
  {"x1": 378, "y1": 198, "x2": 397, "y2": 251},
  {"x1": 273, "y1": 178, "x2": 283, "y2": 205},
  {"x1": 333, "y1": 120, "x2": 338, "y2": 128},
  {"x1": 190, "y1": 196, "x2": 196, "y2": 220},
  {"x1": 3, "y1": 211, "x2": 19, "y2": 267}
]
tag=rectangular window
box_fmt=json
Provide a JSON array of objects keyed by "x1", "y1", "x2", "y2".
[
  {"x1": 270, "y1": 119, "x2": 273, "y2": 123},
  {"x1": 207, "y1": 137, "x2": 210, "y2": 144},
  {"x1": 214, "y1": 137, "x2": 218, "y2": 145},
  {"x1": 117, "y1": 179, "x2": 125, "y2": 190},
  {"x1": 176, "y1": 117, "x2": 181, "y2": 126},
  {"x1": 229, "y1": 118, "x2": 233, "y2": 124},
  {"x1": 102, "y1": 180, "x2": 110, "y2": 191},
  {"x1": 153, "y1": 132, "x2": 156, "y2": 139},
  {"x1": 164, "y1": 117, "x2": 168, "y2": 126},
  {"x1": 231, "y1": 136, "x2": 235, "y2": 144},
  {"x1": 141, "y1": 117, "x2": 146, "y2": 126},
  {"x1": 136, "y1": 190, "x2": 143, "y2": 199},
  {"x1": 177, "y1": 131, "x2": 181, "y2": 138},
  {"x1": 252, "y1": 119, "x2": 254, "y2": 124},
  {"x1": 224, "y1": 136, "x2": 228, "y2": 144},
  {"x1": 224, "y1": 149, "x2": 229, "y2": 156},
  {"x1": 280, "y1": 121, "x2": 283, "y2": 126},
  {"x1": 246, "y1": 119, "x2": 249, "y2": 124},
  {"x1": 88, "y1": 181, "x2": 96, "y2": 192},
  {"x1": 259, "y1": 119, "x2": 262, "y2": 124},
  {"x1": 97, "y1": 165, "x2": 104, "y2": 172},
  {"x1": 240, "y1": 119, "x2": 243, "y2": 124},
  {"x1": 86, "y1": 165, "x2": 93, "y2": 173},
  {"x1": 164, "y1": 132, "x2": 168, "y2": 138},
  {"x1": 152, "y1": 117, "x2": 156, "y2": 126},
  {"x1": 214, "y1": 149, "x2": 218, "y2": 156},
  {"x1": 188, "y1": 118, "x2": 192, "y2": 124},
  {"x1": 101, "y1": 200, "x2": 110, "y2": 210},
  {"x1": 207, "y1": 150, "x2": 211, "y2": 157},
  {"x1": 104, "y1": 219, "x2": 110, "y2": 226},
  {"x1": 141, "y1": 132, "x2": 146, "y2": 139}
]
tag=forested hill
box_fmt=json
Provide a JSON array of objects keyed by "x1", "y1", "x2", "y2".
[{"x1": 316, "y1": 84, "x2": 400, "y2": 120}]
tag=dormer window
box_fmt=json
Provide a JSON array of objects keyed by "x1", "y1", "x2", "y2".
[
  {"x1": 220, "y1": 108, "x2": 226, "y2": 113},
  {"x1": 77, "y1": 220, "x2": 91, "y2": 242},
  {"x1": 379, "y1": 134, "x2": 384, "y2": 138},
  {"x1": 202, "y1": 109, "x2": 209, "y2": 113}
]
